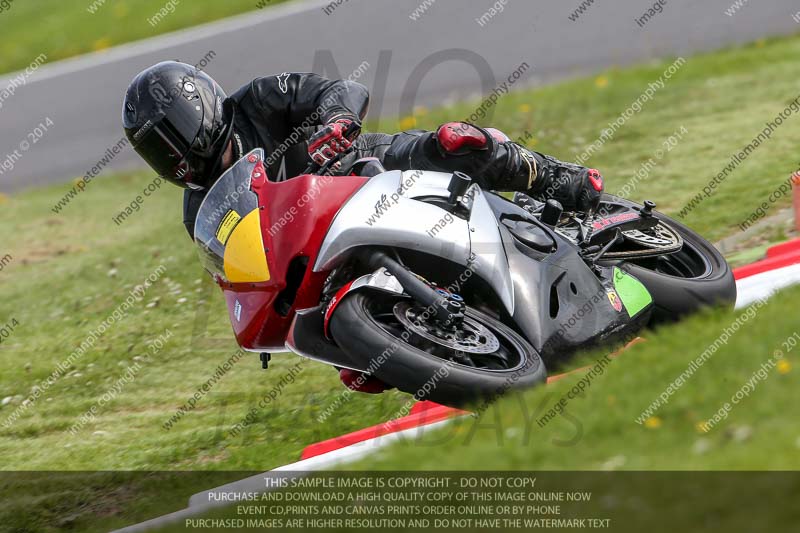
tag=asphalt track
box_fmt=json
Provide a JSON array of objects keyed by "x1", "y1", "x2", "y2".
[{"x1": 0, "y1": 0, "x2": 798, "y2": 192}]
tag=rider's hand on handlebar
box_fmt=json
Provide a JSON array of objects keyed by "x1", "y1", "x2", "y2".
[{"x1": 308, "y1": 117, "x2": 361, "y2": 166}]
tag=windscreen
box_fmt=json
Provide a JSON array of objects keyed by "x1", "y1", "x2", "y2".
[{"x1": 193, "y1": 149, "x2": 263, "y2": 281}]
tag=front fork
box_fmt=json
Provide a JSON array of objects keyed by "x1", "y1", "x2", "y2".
[{"x1": 365, "y1": 251, "x2": 466, "y2": 329}]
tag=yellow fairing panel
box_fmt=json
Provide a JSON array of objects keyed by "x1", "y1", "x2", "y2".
[{"x1": 223, "y1": 209, "x2": 270, "y2": 283}]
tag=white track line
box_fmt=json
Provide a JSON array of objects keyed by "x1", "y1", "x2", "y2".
[
  {"x1": 735, "y1": 263, "x2": 800, "y2": 308},
  {"x1": 0, "y1": 0, "x2": 331, "y2": 87}
]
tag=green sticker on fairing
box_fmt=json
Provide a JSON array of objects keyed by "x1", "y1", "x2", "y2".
[{"x1": 612, "y1": 267, "x2": 653, "y2": 317}]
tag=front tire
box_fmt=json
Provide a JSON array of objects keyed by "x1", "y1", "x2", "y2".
[{"x1": 329, "y1": 292, "x2": 546, "y2": 407}]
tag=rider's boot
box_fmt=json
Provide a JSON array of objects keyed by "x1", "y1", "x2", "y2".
[{"x1": 523, "y1": 151, "x2": 605, "y2": 214}]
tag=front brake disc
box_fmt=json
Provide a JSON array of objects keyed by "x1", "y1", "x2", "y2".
[
  {"x1": 392, "y1": 302, "x2": 500, "y2": 354},
  {"x1": 603, "y1": 222, "x2": 684, "y2": 259}
]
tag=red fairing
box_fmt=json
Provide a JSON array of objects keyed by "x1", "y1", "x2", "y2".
[
  {"x1": 220, "y1": 171, "x2": 368, "y2": 350},
  {"x1": 436, "y1": 122, "x2": 490, "y2": 155}
]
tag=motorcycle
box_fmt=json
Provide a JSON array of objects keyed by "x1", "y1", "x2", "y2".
[{"x1": 193, "y1": 147, "x2": 736, "y2": 406}]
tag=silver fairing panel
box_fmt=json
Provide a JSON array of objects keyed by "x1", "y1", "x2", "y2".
[{"x1": 313, "y1": 170, "x2": 515, "y2": 314}]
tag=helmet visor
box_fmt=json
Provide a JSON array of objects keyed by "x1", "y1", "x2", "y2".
[{"x1": 131, "y1": 97, "x2": 203, "y2": 184}]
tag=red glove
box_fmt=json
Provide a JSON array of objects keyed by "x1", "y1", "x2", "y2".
[{"x1": 308, "y1": 118, "x2": 360, "y2": 165}]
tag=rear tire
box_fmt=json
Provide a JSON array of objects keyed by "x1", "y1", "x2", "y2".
[
  {"x1": 599, "y1": 194, "x2": 736, "y2": 323},
  {"x1": 329, "y1": 292, "x2": 546, "y2": 407}
]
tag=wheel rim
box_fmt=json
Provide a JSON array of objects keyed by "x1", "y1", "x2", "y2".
[{"x1": 367, "y1": 296, "x2": 525, "y2": 372}]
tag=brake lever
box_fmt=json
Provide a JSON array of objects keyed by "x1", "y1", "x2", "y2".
[{"x1": 302, "y1": 147, "x2": 353, "y2": 176}]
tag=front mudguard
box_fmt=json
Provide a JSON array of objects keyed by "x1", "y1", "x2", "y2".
[{"x1": 286, "y1": 268, "x2": 404, "y2": 373}]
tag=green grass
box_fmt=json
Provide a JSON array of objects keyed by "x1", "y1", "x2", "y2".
[
  {"x1": 0, "y1": 0, "x2": 288, "y2": 75},
  {"x1": 1, "y1": 32, "x2": 800, "y2": 531}
]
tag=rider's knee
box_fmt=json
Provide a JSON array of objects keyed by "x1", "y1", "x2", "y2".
[{"x1": 435, "y1": 122, "x2": 497, "y2": 156}]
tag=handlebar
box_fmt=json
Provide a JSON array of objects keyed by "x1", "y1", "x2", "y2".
[{"x1": 302, "y1": 145, "x2": 355, "y2": 176}]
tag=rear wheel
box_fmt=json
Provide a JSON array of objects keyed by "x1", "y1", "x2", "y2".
[
  {"x1": 599, "y1": 194, "x2": 736, "y2": 323},
  {"x1": 329, "y1": 292, "x2": 546, "y2": 407}
]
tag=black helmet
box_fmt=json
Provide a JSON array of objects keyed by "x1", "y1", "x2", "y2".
[{"x1": 123, "y1": 61, "x2": 230, "y2": 189}]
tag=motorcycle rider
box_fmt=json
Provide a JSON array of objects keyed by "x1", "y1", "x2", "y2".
[
  {"x1": 123, "y1": 62, "x2": 604, "y2": 237},
  {"x1": 122, "y1": 61, "x2": 605, "y2": 391}
]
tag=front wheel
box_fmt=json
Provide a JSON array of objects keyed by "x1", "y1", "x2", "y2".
[{"x1": 329, "y1": 292, "x2": 546, "y2": 407}]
